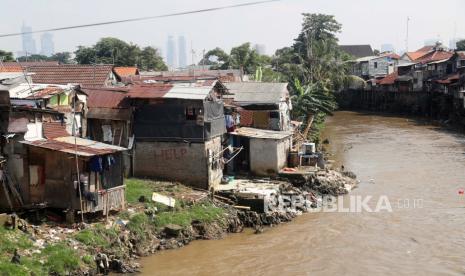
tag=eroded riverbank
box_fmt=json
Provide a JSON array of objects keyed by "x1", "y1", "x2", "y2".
[{"x1": 139, "y1": 111, "x2": 465, "y2": 275}]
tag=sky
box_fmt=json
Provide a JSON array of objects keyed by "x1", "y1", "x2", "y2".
[{"x1": 0, "y1": 0, "x2": 464, "y2": 62}]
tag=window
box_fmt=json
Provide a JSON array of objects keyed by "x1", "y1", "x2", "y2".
[
  {"x1": 185, "y1": 107, "x2": 197, "y2": 120},
  {"x1": 374, "y1": 62, "x2": 378, "y2": 69}
]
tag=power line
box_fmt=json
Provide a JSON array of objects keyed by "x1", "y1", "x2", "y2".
[{"x1": 0, "y1": 0, "x2": 283, "y2": 38}]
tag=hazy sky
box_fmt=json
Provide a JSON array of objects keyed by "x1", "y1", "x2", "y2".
[{"x1": 1, "y1": 0, "x2": 464, "y2": 61}]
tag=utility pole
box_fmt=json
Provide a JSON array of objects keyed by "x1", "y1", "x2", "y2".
[{"x1": 405, "y1": 17, "x2": 410, "y2": 52}]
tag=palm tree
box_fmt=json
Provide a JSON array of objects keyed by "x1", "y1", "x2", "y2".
[{"x1": 292, "y1": 79, "x2": 337, "y2": 139}]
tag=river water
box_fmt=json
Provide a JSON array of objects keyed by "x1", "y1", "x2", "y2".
[{"x1": 140, "y1": 111, "x2": 465, "y2": 275}]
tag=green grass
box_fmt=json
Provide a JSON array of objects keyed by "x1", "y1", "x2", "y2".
[
  {"x1": 43, "y1": 243, "x2": 80, "y2": 275},
  {"x1": 0, "y1": 228, "x2": 83, "y2": 275},
  {"x1": 125, "y1": 178, "x2": 156, "y2": 204},
  {"x1": 127, "y1": 213, "x2": 151, "y2": 237},
  {"x1": 154, "y1": 202, "x2": 225, "y2": 228}
]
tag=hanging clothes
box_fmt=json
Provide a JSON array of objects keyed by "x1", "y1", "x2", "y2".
[
  {"x1": 90, "y1": 157, "x2": 103, "y2": 172},
  {"x1": 101, "y1": 125, "x2": 113, "y2": 142},
  {"x1": 225, "y1": 115, "x2": 235, "y2": 132}
]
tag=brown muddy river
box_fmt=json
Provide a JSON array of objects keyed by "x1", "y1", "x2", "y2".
[{"x1": 139, "y1": 111, "x2": 465, "y2": 275}]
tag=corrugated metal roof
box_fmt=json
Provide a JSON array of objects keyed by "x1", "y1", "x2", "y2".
[
  {"x1": 21, "y1": 136, "x2": 126, "y2": 157},
  {"x1": 224, "y1": 82, "x2": 289, "y2": 104},
  {"x1": 83, "y1": 87, "x2": 130, "y2": 108},
  {"x1": 128, "y1": 80, "x2": 217, "y2": 100},
  {"x1": 231, "y1": 127, "x2": 292, "y2": 140}
]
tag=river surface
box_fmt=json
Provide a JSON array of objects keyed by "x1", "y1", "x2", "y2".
[{"x1": 140, "y1": 111, "x2": 465, "y2": 275}]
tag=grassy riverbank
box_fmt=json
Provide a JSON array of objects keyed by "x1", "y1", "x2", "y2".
[{"x1": 0, "y1": 179, "x2": 231, "y2": 275}]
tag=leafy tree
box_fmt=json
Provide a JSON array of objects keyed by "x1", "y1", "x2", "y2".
[
  {"x1": 16, "y1": 54, "x2": 50, "y2": 62},
  {"x1": 75, "y1": 46, "x2": 97, "y2": 64},
  {"x1": 292, "y1": 79, "x2": 337, "y2": 138},
  {"x1": 200, "y1": 47, "x2": 230, "y2": 69},
  {"x1": 229, "y1": 42, "x2": 263, "y2": 74},
  {"x1": 139, "y1": 46, "x2": 167, "y2": 71},
  {"x1": 273, "y1": 13, "x2": 349, "y2": 140},
  {"x1": 373, "y1": 49, "x2": 380, "y2": 56},
  {"x1": 0, "y1": 50, "x2": 14, "y2": 62},
  {"x1": 74, "y1": 37, "x2": 167, "y2": 69},
  {"x1": 50, "y1": 52, "x2": 72, "y2": 64},
  {"x1": 457, "y1": 39, "x2": 465, "y2": 51}
]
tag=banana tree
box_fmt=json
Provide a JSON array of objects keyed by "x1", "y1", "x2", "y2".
[{"x1": 292, "y1": 79, "x2": 337, "y2": 139}]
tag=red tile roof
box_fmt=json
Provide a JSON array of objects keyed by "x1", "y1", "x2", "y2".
[
  {"x1": 382, "y1": 53, "x2": 401, "y2": 59},
  {"x1": 43, "y1": 122, "x2": 69, "y2": 139},
  {"x1": 28, "y1": 64, "x2": 114, "y2": 87},
  {"x1": 415, "y1": 51, "x2": 454, "y2": 64},
  {"x1": 83, "y1": 87, "x2": 130, "y2": 108},
  {"x1": 376, "y1": 71, "x2": 398, "y2": 85},
  {"x1": 114, "y1": 67, "x2": 139, "y2": 79},
  {"x1": 405, "y1": 46, "x2": 435, "y2": 61}
]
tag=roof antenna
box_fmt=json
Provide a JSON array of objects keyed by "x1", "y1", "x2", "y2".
[{"x1": 405, "y1": 16, "x2": 410, "y2": 52}]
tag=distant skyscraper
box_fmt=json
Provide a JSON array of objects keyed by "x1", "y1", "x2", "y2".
[
  {"x1": 21, "y1": 23, "x2": 37, "y2": 55},
  {"x1": 166, "y1": 35, "x2": 177, "y2": 69},
  {"x1": 254, "y1": 44, "x2": 266, "y2": 55},
  {"x1": 40, "y1": 32, "x2": 54, "y2": 57},
  {"x1": 381, "y1": 44, "x2": 395, "y2": 53},
  {"x1": 178, "y1": 36, "x2": 187, "y2": 68}
]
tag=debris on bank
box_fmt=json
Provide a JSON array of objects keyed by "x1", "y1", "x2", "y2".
[{"x1": 0, "y1": 168, "x2": 357, "y2": 275}]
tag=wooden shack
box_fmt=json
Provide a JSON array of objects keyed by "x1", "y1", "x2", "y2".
[{"x1": 14, "y1": 136, "x2": 127, "y2": 216}]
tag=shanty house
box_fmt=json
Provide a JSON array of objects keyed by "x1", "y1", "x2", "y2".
[
  {"x1": 0, "y1": 100, "x2": 66, "y2": 211},
  {"x1": 129, "y1": 80, "x2": 227, "y2": 189},
  {"x1": 19, "y1": 136, "x2": 126, "y2": 216},
  {"x1": 230, "y1": 127, "x2": 292, "y2": 176},
  {"x1": 223, "y1": 82, "x2": 292, "y2": 131},
  {"x1": 9, "y1": 83, "x2": 87, "y2": 137},
  {"x1": 84, "y1": 87, "x2": 132, "y2": 148}
]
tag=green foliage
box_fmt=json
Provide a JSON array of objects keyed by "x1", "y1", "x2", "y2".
[
  {"x1": 201, "y1": 47, "x2": 230, "y2": 69},
  {"x1": 201, "y1": 43, "x2": 272, "y2": 74},
  {"x1": 140, "y1": 46, "x2": 167, "y2": 71},
  {"x1": 292, "y1": 80, "x2": 337, "y2": 117},
  {"x1": 154, "y1": 202, "x2": 225, "y2": 228},
  {"x1": 50, "y1": 52, "x2": 72, "y2": 64},
  {"x1": 43, "y1": 243, "x2": 80, "y2": 275},
  {"x1": 457, "y1": 39, "x2": 465, "y2": 51},
  {"x1": 0, "y1": 50, "x2": 14, "y2": 62},
  {"x1": 74, "y1": 37, "x2": 167, "y2": 70},
  {"x1": 16, "y1": 54, "x2": 50, "y2": 62}
]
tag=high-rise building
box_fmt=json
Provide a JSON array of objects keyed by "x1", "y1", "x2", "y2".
[
  {"x1": 381, "y1": 44, "x2": 395, "y2": 53},
  {"x1": 178, "y1": 35, "x2": 187, "y2": 68},
  {"x1": 21, "y1": 23, "x2": 37, "y2": 56},
  {"x1": 166, "y1": 35, "x2": 177, "y2": 69},
  {"x1": 254, "y1": 44, "x2": 266, "y2": 55},
  {"x1": 40, "y1": 32, "x2": 54, "y2": 57}
]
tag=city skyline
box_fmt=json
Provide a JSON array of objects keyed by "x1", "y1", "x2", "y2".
[{"x1": 1, "y1": 0, "x2": 464, "y2": 60}]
